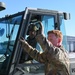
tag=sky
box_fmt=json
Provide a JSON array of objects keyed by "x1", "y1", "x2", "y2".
[{"x1": 0, "y1": 0, "x2": 75, "y2": 36}]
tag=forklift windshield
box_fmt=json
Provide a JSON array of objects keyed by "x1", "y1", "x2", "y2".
[{"x1": 0, "y1": 12, "x2": 23, "y2": 75}]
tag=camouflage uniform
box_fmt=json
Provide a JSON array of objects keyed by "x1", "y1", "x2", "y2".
[{"x1": 22, "y1": 34, "x2": 70, "y2": 75}]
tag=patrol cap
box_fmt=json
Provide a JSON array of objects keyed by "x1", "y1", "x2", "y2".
[{"x1": 27, "y1": 23, "x2": 38, "y2": 35}]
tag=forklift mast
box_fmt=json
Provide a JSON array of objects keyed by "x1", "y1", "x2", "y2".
[{"x1": 0, "y1": 7, "x2": 73, "y2": 75}]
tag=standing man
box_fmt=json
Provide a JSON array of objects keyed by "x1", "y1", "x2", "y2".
[{"x1": 19, "y1": 22, "x2": 70, "y2": 75}]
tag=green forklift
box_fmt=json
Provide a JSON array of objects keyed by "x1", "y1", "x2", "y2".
[{"x1": 0, "y1": 7, "x2": 73, "y2": 75}]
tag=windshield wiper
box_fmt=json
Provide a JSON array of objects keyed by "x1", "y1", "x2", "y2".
[{"x1": 5, "y1": 20, "x2": 17, "y2": 56}]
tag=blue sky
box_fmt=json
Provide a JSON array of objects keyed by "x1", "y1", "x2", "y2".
[{"x1": 0, "y1": 0, "x2": 75, "y2": 36}]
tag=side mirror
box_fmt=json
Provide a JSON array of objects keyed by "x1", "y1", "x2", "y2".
[
  {"x1": 0, "y1": 2, "x2": 6, "y2": 11},
  {"x1": 63, "y1": 12, "x2": 70, "y2": 20}
]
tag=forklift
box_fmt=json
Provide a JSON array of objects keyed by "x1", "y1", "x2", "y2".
[{"x1": 0, "y1": 7, "x2": 74, "y2": 75}]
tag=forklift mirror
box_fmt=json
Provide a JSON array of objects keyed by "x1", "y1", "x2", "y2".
[
  {"x1": 0, "y1": 2, "x2": 6, "y2": 11},
  {"x1": 63, "y1": 12, "x2": 70, "y2": 20}
]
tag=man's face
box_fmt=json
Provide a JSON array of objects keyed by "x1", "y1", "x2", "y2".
[
  {"x1": 29, "y1": 30, "x2": 36, "y2": 38},
  {"x1": 47, "y1": 33, "x2": 59, "y2": 46}
]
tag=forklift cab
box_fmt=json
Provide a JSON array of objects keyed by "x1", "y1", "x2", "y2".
[{"x1": 0, "y1": 7, "x2": 71, "y2": 75}]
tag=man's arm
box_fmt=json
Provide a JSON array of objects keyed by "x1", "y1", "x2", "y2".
[
  {"x1": 19, "y1": 38, "x2": 47, "y2": 63},
  {"x1": 36, "y1": 34, "x2": 53, "y2": 52},
  {"x1": 35, "y1": 21, "x2": 52, "y2": 52}
]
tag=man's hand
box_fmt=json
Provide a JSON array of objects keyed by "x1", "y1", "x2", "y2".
[
  {"x1": 19, "y1": 37, "x2": 29, "y2": 48},
  {"x1": 36, "y1": 21, "x2": 44, "y2": 35},
  {"x1": 19, "y1": 37, "x2": 34, "y2": 53}
]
